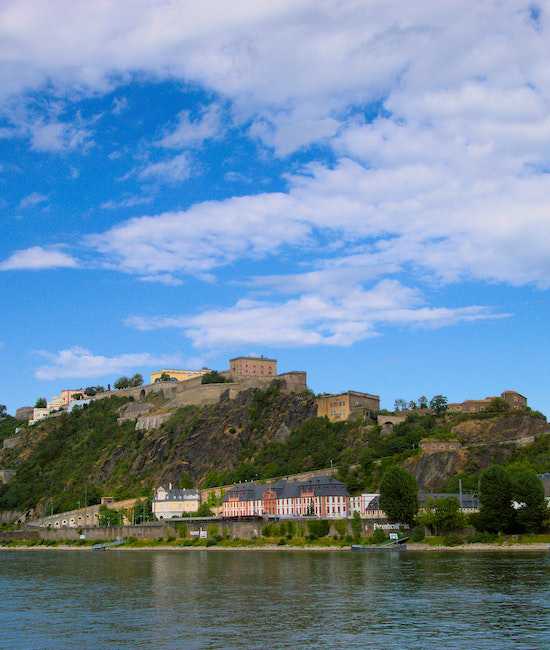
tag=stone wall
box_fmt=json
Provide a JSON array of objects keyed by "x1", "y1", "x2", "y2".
[
  {"x1": 0, "y1": 510, "x2": 26, "y2": 524},
  {"x1": 27, "y1": 517, "x2": 354, "y2": 542},
  {"x1": 135, "y1": 413, "x2": 172, "y2": 431},
  {"x1": 420, "y1": 439, "x2": 462, "y2": 454},
  {"x1": 2, "y1": 435, "x2": 22, "y2": 450}
]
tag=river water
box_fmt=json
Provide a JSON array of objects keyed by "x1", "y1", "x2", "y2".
[{"x1": 0, "y1": 549, "x2": 548, "y2": 649}]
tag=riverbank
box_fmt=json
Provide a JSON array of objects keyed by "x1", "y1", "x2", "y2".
[{"x1": 1, "y1": 542, "x2": 548, "y2": 552}]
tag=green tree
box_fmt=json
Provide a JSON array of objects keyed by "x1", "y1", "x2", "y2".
[
  {"x1": 508, "y1": 465, "x2": 546, "y2": 533},
  {"x1": 98, "y1": 505, "x2": 123, "y2": 527},
  {"x1": 418, "y1": 396, "x2": 428, "y2": 410},
  {"x1": 485, "y1": 397, "x2": 511, "y2": 413},
  {"x1": 351, "y1": 510, "x2": 362, "y2": 540},
  {"x1": 196, "y1": 502, "x2": 213, "y2": 517},
  {"x1": 114, "y1": 376, "x2": 130, "y2": 390},
  {"x1": 178, "y1": 472, "x2": 194, "y2": 489},
  {"x1": 478, "y1": 465, "x2": 515, "y2": 533},
  {"x1": 156, "y1": 372, "x2": 173, "y2": 383},
  {"x1": 430, "y1": 395, "x2": 448, "y2": 415},
  {"x1": 130, "y1": 373, "x2": 144, "y2": 387},
  {"x1": 432, "y1": 497, "x2": 465, "y2": 533},
  {"x1": 408, "y1": 400, "x2": 417, "y2": 410},
  {"x1": 0, "y1": 404, "x2": 6, "y2": 418},
  {"x1": 35, "y1": 397, "x2": 47, "y2": 408},
  {"x1": 201, "y1": 371, "x2": 228, "y2": 384},
  {"x1": 394, "y1": 399, "x2": 407, "y2": 412},
  {"x1": 379, "y1": 466, "x2": 418, "y2": 526}
]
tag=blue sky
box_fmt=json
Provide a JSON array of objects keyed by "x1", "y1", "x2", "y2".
[{"x1": 1, "y1": 1, "x2": 550, "y2": 414}]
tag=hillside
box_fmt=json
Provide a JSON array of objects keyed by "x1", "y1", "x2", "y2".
[{"x1": 0, "y1": 382, "x2": 548, "y2": 516}]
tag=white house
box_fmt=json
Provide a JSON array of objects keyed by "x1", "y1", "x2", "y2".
[{"x1": 152, "y1": 484, "x2": 201, "y2": 520}]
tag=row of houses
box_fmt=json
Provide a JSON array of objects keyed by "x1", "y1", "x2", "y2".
[{"x1": 151, "y1": 476, "x2": 481, "y2": 522}]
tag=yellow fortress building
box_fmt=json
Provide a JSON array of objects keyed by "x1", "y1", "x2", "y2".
[{"x1": 150, "y1": 368, "x2": 210, "y2": 384}]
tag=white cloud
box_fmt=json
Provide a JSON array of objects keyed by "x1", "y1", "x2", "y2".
[
  {"x1": 100, "y1": 195, "x2": 153, "y2": 210},
  {"x1": 139, "y1": 273, "x2": 183, "y2": 286},
  {"x1": 88, "y1": 191, "x2": 308, "y2": 277},
  {"x1": 136, "y1": 153, "x2": 193, "y2": 184},
  {"x1": 2, "y1": 1, "x2": 550, "y2": 302},
  {"x1": 0, "y1": 246, "x2": 78, "y2": 271},
  {"x1": 127, "y1": 279, "x2": 506, "y2": 348},
  {"x1": 34, "y1": 346, "x2": 184, "y2": 380},
  {"x1": 28, "y1": 118, "x2": 92, "y2": 152},
  {"x1": 111, "y1": 96, "x2": 128, "y2": 115},
  {"x1": 156, "y1": 103, "x2": 222, "y2": 149},
  {"x1": 19, "y1": 192, "x2": 48, "y2": 209}
]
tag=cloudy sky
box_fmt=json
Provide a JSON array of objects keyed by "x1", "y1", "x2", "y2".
[{"x1": 1, "y1": 1, "x2": 549, "y2": 413}]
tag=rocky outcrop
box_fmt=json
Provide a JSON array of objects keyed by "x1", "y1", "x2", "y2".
[
  {"x1": 451, "y1": 413, "x2": 549, "y2": 445},
  {"x1": 405, "y1": 413, "x2": 549, "y2": 490}
]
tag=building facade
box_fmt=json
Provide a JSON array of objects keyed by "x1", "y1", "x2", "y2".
[
  {"x1": 222, "y1": 476, "x2": 349, "y2": 518},
  {"x1": 448, "y1": 390, "x2": 527, "y2": 413},
  {"x1": 229, "y1": 356, "x2": 277, "y2": 379},
  {"x1": 152, "y1": 485, "x2": 201, "y2": 520},
  {"x1": 316, "y1": 391, "x2": 380, "y2": 422},
  {"x1": 150, "y1": 369, "x2": 210, "y2": 384}
]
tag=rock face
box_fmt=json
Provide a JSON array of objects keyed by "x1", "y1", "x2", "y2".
[
  {"x1": 119, "y1": 387, "x2": 317, "y2": 486},
  {"x1": 405, "y1": 413, "x2": 549, "y2": 490},
  {"x1": 451, "y1": 414, "x2": 549, "y2": 445}
]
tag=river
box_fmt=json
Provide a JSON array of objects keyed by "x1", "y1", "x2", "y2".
[{"x1": 0, "y1": 549, "x2": 548, "y2": 649}]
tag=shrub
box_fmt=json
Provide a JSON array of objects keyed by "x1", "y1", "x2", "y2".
[
  {"x1": 277, "y1": 537, "x2": 287, "y2": 545},
  {"x1": 334, "y1": 520, "x2": 347, "y2": 539},
  {"x1": 410, "y1": 526, "x2": 425, "y2": 542},
  {"x1": 370, "y1": 528, "x2": 387, "y2": 544},
  {"x1": 307, "y1": 519, "x2": 330, "y2": 539},
  {"x1": 465, "y1": 531, "x2": 497, "y2": 544},
  {"x1": 442, "y1": 533, "x2": 463, "y2": 546},
  {"x1": 201, "y1": 371, "x2": 228, "y2": 384}
]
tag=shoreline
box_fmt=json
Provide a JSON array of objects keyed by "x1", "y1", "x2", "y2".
[{"x1": 0, "y1": 542, "x2": 548, "y2": 553}]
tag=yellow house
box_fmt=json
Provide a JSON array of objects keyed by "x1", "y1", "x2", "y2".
[
  {"x1": 316, "y1": 390, "x2": 380, "y2": 422},
  {"x1": 150, "y1": 368, "x2": 210, "y2": 384}
]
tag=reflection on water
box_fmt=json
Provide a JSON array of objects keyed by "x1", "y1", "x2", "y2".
[{"x1": 0, "y1": 550, "x2": 549, "y2": 649}]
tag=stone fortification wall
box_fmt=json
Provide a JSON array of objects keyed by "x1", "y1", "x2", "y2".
[
  {"x1": 0, "y1": 510, "x2": 26, "y2": 524},
  {"x1": 136, "y1": 413, "x2": 172, "y2": 431},
  {"x1": 21, "y1": 516, "x2": 355, "y2": 542},
  {"x1": 90, "y1": 370, "x2": 307, "y2": 417},
  {"x1": 2, "y1": 435, "x2": 22, "y2": 450},
  {"x1": 31, "y1": 497, "x2": 142, "y2": 529},
  {"x1": 420, "y1": 439, "x2": 462, "y2": 454}
]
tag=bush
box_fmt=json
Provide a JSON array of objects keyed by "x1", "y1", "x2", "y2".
[
  {"x1": 465, "y1": 531, "x2": 497, "y2": 544},
  {"x1": 410, "y1": 526, "x2": 425, "y2": 542},
  {"x1": 442, "y1": 533, "x2": 463, "y2": 546},
  {"x1": 370, "y1": 528, "x2": 387, "y2": 544},
  {"x1": 201, "y1": 371, "x2": 228, "y2": 384},
  {"x1": 277, "y1": 537, "x2": 287, "y2": 545},
  {"x1": 307, "y1": 519, "x2": 330, "y2": 539},
  {"x1": 334, "y1": 520, "x2": 347, "y2": 539}
]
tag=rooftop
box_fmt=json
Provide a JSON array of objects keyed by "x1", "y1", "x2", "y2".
[
  {"x1": 319, "y1": 390, "x2": 380, "y2": 400},
  {"x1": 224, "y1": 476, "x2": 349, "y2": 502},
  {"x1": 230, "y1": 356, "x2": 277, "y2": 362}
]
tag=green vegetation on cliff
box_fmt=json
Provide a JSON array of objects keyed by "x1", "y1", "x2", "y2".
[
  {"x1": 0, "y1": 415, "x2": 18, "y2": 443},
  {"x1": 0, "y1": 382, "x2": 548, "y2": 515}
]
